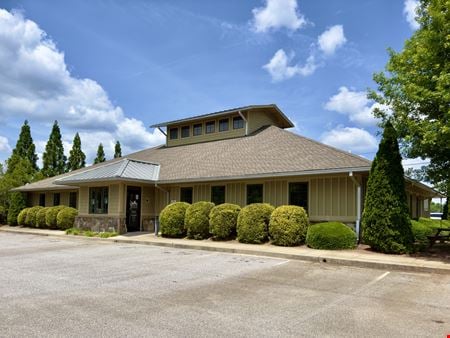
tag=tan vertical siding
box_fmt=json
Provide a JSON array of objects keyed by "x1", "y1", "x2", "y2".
[
  {"x1": 247, "y1": 110, "x2": 277, "y2": 134},
  {"x1": 264, "y1": 180, "x2": 288, "y2": 206},
  {"x1": 193, "y1": 184, "x2": 211, "y2": 202},
  {"x1": 226, "y1": 182, "x2": 246, "y2": 206},
  {"x1": 108, "y1": 184, "x2": 119, "y2": 215},
  {"x1": 79, "y1": 187, "x2": 89, "y2": 214},
  {"x1": 142, "y1": 185, "x2": 155, "y2": 216}
]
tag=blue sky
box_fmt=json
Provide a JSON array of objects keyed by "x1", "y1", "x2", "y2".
[{"x1": 0, "y1": 0, "x2": 421, "y2": 166}]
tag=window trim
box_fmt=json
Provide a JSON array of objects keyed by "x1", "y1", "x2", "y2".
[
  {"x1": 205, "y1": 121, "x2": 215, "y2": 134},
  {"x1": 233, "y1": 116, "x2": 244, "y2": 130},
  {"x1": 181, "y1": 125, "x2": 190, "y2": 138},
  {"x1": 53, "y1": 193, "x2": 60, "y2": 206},
  {"x1": 89, "y1": 187, "x2": 109, "y2": 214},
  {"x1": 180, "y1": 187, "x2": 193, "y2": 204},
  {"x1": 211, "y1": 185, "x2": 226, "y2": 205},
  {"x1": 218, "y1": 118, "x2": 229, "y2": 132},
  {"x1": 288, "y1": 181, "x2": 309, "y2": 211},
  {"x1": 246, "y1": 184, "x2": 264, "y2": 205},
  {"x1": 169, "y1": 127, "x2": 179, "y2": 140},
  {"x1": 193, "y1": 123, "x2": 203, "y2": 136}
]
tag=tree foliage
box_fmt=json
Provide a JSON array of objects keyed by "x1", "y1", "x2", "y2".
[
  {"x1": 42, "y1": 121, "x2": 66, "y2": 177},
  {"x1": 67, "y1": 133, "x2": 86, "y2": 171},
  {"x1": 114, "y1": 141, "x2": 122, "y2": 158},
  {"x1": 6, "y1": 120, "x2": 38, "y2": 173},
  {"x1": 369, "y1": 0, "x2": 449, "y2": 198},
  {"x1": 362, "y1": 121, "x2": 414, "y2": 254},
  {"x1": 94, "y1": 143, "x2": 106, "y2": 164}
]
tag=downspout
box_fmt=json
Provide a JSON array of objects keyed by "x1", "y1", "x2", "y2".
[
  {"x1": 349, "y1": 172, "x2": 362, "y2": 243},
  {"x1": 238, "y1": 110, "x2": 248, "y2": 136},
  {"x1": 154, "y1": 183, "x2": 170, "y2": 236}
]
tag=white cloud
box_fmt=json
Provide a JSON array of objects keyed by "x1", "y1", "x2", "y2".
[
  {"x1": 324, "y1": 86, "x2": 382, "y2": 126},
  {"x1": 403, "y1": 0, "x2": 420, "y2": 30},
  {"x1": 251, "y1": 0, "x2": 306, "y2": 33},
  {"x1": 321, "y1": 126, "x2": 378, "y2": 154},
  {"x1": 0, "y1": 136, "x2": 11, "y2": 153},
  {"x1": 317, "y1": 25, "x2": 346, "y2": 56},
  {"x1": 0, "y1": 9, "x2": 165, "y2": 163},
  {"x1": 263, "y1": 49, "x2": 317, "y2": 81}
]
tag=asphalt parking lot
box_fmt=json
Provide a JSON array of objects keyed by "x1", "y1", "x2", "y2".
[{"x1": 0, "y1": 233, "x2": 449, "y2": 337}]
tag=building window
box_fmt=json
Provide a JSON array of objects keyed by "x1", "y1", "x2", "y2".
[
  {"x1": 219, "y1": 118, "x2": 229, "y2": 132},
  {"x1": 181, "y1": 126, "x2": 190, "y2": 138},
  {"x1": 289, "y1": 182, "x2": 308, "y2": 210},
  {"x1": 180, "y1": 187, "x2": 193, "y2": 204},
  {"x1": 89, "y1": 187, "x2": 109, "y2": 214},
  {"x1": 53, "y1": 193, "x2": 60, "y2": 206},
  {"x1": 205, "y1": 121, "x2": 215, "y2": 134},
  {"x1": 39, "y1": 193, "x2": 46, "y2": 207},
  {"x1": 69, "y1": 192, "x2": 77, "y2": 209},
  {"x1": 211, "y1": 186, "x2": 225, "y2": 205},
  {"x1": 193, "y1": 123, "x2": 202, "y2": 136},
  {"x1": 247, "y1": 184, "x2": 263, "y2": 204},
  {"x1": 169, "y1": 128, "x2": 178, "y2": 140},
  {"x1": 233, "y1": 116, "x2": 244, "y2": 129}
]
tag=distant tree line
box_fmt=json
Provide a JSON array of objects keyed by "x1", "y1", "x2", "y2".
[{"x1": 0, "y1": 120, "x2": 122, "y2": 223}]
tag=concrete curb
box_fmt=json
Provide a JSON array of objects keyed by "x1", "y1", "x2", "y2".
[{"x1": 1, "y1": 227, "x2": 449, "y2": 274}]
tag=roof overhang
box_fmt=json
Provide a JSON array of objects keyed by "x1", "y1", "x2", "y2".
[
  {"x1": 156, "y1": 166, "x2": 371, "y2": 184},
  {"x1": 405, "y1": 177, "x2": 446, "y2": 198},
  {"x1": 54, "y1": 158, "x2": 160, "y2": 186},
  {"x1": 150, "y1": 104, "x2": 294, "y2": 129}
]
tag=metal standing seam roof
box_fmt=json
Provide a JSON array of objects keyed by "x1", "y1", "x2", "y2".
[{"x1": 54, "y1": 158, "x2": 160, "y2": 184}]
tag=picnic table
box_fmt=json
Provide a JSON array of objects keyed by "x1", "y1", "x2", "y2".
[{"x1": 428, "y1": 227, "x2": 450, "y2": 249}]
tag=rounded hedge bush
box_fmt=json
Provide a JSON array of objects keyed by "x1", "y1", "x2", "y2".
[
  {"x1": 209, "y1": 203, "x2": 241, "y2": 240},
  {"x1": 237, "y1": 203, "x2": 275, "y2": 244},
  {"x1": 411, "y1": 220, "x2": 434, "y2": 245},
  {"x1": 185, "y1": 201, "x2": 215, "y2": 240},
  {"x1": 160, "y1": 202, "x2": 190, "y2": 238},
  {"x1": 36, "y1": 207, "x2": 50, "y2": 228},
  {"x1": 45, "y1": 206, "x2": 67, "y2": 229},
  {"x1": 269, "y1": 205, "x2": 309, "y2": 246},
  {"x1": 17, "y1": 208, "x2": 31, "y2": 226},
  {"x1": 306, "y1": 222, "x2": 356, "y2": 250},
  {"x1": 25, "y1": 206, "x2": 44, "y2": 227},
  {"x1": 56, "y1": 207, "x2": 78, "y2": 230}
]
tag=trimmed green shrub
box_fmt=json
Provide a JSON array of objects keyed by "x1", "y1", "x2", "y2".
[
  {"x1": 17, "y1": 207, "x2": 31, "y2": 226},
  {"x1": 362, "y1": 122, "x2": 414, "y2": 254},
  {"x1": 306, "y1": 222, "x2": 356, "y2": 250},
  {"x1": 45, "y1": 206, "x2": 67, "y2": 229},
  {"x1": 185, "y1": 201, "x2": 215, "y2": 239},
  {"x1": 36, "y1": 207, "x2": 50, "y2": 228},
  {"x1": 237, "y1": 203, "x2": 275, "y2": 244},
  {"x1": 56, "y1": 207, "x2": 78, "y2": 230},
  {"x1": 269, "y1": 205, "x2": 309, "y2": 246},
  {"x1": 7, "y1": 192, "x2": 26, "y2": 226},
  {"x1": 411, "y1": 220, "x2": 434, "y2": 248},
  {"x1": 209, "y1": 203, "x2": 241, "y2": 240},
  {"x1": 160, "y1": 202, "x2": 190, "y2": 238},
  {"x1": 25, "y1": 206, "x2": 44, "y2": 227}
]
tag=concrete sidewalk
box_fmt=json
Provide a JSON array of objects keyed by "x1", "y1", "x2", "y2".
[{"x1": 1, "y1": 225, "x2": 449, "y2": 274}]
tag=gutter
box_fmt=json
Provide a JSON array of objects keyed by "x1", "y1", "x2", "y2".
[{"x1": 349, "y1": 171, "x2": 362, "y2": 243}]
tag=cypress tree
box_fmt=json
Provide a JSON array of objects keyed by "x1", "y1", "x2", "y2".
[
  {"x1": 7, "y1": 120, "x2": 38, "y2": 173},
  {"x1": 67, "y1": 133, "x2": 86, "y2": 171},
  {"x1": 94, "y1": 143, "x2": 106, "y2": 164},
  {"x1": 42, "y1": 121, "x2": 67, "y2": 177},
  {"x1": 114, "y1": 141, "x2": 122, "y2": 158},
  {"x1": 362, "y1": 121, "x2": 414, "y2": 254}
]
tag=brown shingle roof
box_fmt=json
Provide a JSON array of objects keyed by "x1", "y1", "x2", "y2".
[{"x1": 14, "y1": 126, "x2": 371, "y2": 191}]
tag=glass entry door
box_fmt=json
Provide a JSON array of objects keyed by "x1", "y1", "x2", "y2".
[{"x1": 126, "y1": 186, "x2": 141, "y2": 232}]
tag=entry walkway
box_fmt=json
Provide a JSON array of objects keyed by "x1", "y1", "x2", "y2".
[{"x1": 1, "y1": 225, "x2": 449, "y2": 274}]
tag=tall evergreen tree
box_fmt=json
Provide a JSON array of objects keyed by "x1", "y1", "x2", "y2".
[
  {"x1": 114, "y1": 141, "x2": 122, "y2": 158},
  {"x1": 7, "y1": 120, "x2": 38, "y2": 173},
  {"x1": 67, "y1": 133, "x2": 86, "y2": 171},
  {"x1": 42, "y1": 121, "x2": 66, "y2": 177},
  {"x1": 94, "y1": 143, "x2": 106, "y2": 164},
  {"x1": 362, "y1": 121, "x2": 414, "y2": 254}
]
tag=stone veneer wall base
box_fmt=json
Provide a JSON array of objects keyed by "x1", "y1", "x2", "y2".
[{"x1": 75, "y1": 216, "x2": 127, "y2": 234}]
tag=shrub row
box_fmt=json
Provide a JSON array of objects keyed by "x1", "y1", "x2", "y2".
[
  {"x1": 16, "y1": 205, "x2": 78, "y2": 230},
  {"x1": 160, "y1": 201, "x2": 357, "y2": 249}
]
